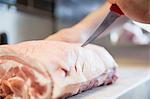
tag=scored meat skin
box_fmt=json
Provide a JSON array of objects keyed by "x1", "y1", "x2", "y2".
[{"x1": 0, "y1": 40, "x2": 118, "y2": 99}]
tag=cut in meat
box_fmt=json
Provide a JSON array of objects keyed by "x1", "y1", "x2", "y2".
[{"x1": 0, "y1": 40, "x2": 118, "y2": 99}]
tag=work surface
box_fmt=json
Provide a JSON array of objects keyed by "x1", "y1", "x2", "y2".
[{"x1": 69, "y1": 66, "x2": 150, "y2": 99}]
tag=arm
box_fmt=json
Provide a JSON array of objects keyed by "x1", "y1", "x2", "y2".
[
  {"x1": 46, "y1": 2, "x2": 128, "y2": 43},
  {"x1": 47, "y1": 0, "x2": 149, "y2": 43}
]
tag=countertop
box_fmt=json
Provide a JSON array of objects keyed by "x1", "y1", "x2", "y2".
[{"x1": 69, "y1": 66, "x2": 150, "y2": 99}]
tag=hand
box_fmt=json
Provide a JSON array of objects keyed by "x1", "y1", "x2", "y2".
[
  {"x1": 46, "y1": 28, "x2": 86, "y2": 43},
  {"x1": 109, "y1": 0, "x2": 150, "y2": 23}
]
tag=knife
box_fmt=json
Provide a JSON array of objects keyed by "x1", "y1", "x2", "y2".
[{"x1": 81, "y1": 4, "x2": 124, "y2": 47}]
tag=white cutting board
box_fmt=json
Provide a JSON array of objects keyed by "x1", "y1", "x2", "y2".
[{"x1": 68, "y1": 67, "x2": 150, "y2": 99}]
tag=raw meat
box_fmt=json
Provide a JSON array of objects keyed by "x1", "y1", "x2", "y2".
[{"x1": 0, "y1": 40, "x2": 118, "y2": 99}]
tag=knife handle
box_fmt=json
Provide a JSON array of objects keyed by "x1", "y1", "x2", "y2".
[{"x1": 110, "y1": 4, "x2": 124, "y2": 15}]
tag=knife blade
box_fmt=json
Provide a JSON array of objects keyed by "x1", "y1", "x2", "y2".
[{"x1": 81, "y1": 4, "x2": 124, "y2": 47}]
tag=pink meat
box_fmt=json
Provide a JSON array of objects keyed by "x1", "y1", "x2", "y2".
[{"x1": 0, "y1": 40, "x2": 118, "y2": 99}]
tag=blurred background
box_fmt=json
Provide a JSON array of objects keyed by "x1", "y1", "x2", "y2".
[{"x1": 0, "y1": 0, "x2": 149, "y2": 66}]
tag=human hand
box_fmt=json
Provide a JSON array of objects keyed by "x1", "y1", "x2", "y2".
[
  {"x1": 109, "y1": 0, "x2": 150, "y2": 23},
  {"x1": 46, "y1": 28, "x2": 87, "y2": 43}
]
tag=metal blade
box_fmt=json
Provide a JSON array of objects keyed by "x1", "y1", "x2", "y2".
[{"x1": 81, "y1": 11, "x2": 120, "y2": 47}]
